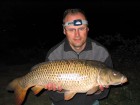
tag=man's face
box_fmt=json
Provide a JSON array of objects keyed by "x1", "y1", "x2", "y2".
[{"x1": 63, "y1": 13, "x2": 89, "y2": 51}]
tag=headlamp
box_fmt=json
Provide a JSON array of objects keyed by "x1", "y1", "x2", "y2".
[{"x1": 63, "y1": 19, "x2": 88, "y2": 27}]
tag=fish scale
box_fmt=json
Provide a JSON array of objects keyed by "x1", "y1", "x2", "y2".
[{"x1": 7, "y1": 59, "x2": 128, "y2": 105}]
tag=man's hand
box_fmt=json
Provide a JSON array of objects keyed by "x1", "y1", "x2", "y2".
[
  {"x1": 45, "y1": 83, "x2": 62, "y2": 91},
  {"x1": 95, "y1": 85, "x2": 109, "y2": 94},
  {"x1": 44, "y1": 84, "x2": 108, "y2": 93},
  {"x1": 99, "y1": 85, "x2": 109, "y2": 91}
]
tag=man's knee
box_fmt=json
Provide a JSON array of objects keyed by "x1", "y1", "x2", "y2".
[{"x1": 92, "y1": 100, "x2": 99, "y2": 105}]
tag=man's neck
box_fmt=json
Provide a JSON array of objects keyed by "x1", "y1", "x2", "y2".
[{"x1": 70, "y1": 43, "x2": 86, "y2": 53}]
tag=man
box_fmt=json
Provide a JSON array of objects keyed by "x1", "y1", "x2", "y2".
[{"x1": 45, "y1": 8, "x2": 113, "y2": 105}]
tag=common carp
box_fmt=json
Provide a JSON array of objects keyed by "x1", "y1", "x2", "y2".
[{"x1": 7, "y1": 59, "x2": 127, "y2": 105}]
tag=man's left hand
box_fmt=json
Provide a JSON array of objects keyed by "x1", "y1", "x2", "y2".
[{"x1": 99, "y1": 85, "x2": 109, "y2": 91}]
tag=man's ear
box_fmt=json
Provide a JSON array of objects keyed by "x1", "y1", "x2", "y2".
[
  {"x1": 63, "y1": 28, "x2": 66, "y2": 35},
  {"x1": 87, "y1": 27, "x2": 89, "y2": 32}
]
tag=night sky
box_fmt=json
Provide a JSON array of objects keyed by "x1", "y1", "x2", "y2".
[{"x1": 1, "y1": 0, "x2": 140, "y2": 65}]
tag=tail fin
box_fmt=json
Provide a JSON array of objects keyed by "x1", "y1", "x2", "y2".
[
  {"x1": 7, "y1": 78, "x2": 28, "y2": 105},
  {"x1": 7, "y1": 78, "x2": 19, "y2": 91}
]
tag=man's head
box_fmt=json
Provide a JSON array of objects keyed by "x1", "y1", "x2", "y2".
[{"x1": 63, "y1": 9, "x2": 89, "y2": 52}]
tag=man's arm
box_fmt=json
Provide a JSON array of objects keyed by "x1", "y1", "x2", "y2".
[{"x1": 104, "y1": 55, "x2": 113, "y2": 68}]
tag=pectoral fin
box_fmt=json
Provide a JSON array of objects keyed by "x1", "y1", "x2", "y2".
[
  {"x1": 64, "y1": 91, "x2": 76, "y2": 100},
  {"x1": 31, "y1": 86, "x2": 44, "y2": 95},
  {"x1": 86, "y1": 86, "x2": 99, "y2": 95}
]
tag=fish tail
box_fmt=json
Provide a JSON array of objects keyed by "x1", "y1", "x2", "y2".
[
  {"x1": 7, "y1": 78, "x2": 28, "y2": 105},
  {"x1": 6, "y1": 78, "x2": 19, "y2": 91}
]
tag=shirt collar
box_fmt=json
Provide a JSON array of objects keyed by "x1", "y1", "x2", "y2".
[{"x1": 64, "y1": 37, "x2": 92, "y2": 52}]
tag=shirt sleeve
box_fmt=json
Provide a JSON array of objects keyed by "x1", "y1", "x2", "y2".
[
  {"x1": 91, "y1": 88, "x2": 110, "y2": 100},
  {"x1": 104, "y1": 55, "x2": 113, "y2": 68}
]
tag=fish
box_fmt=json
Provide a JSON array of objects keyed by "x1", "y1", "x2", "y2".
[{"x1": 7, "y1": 59, "x2": 128, "y2": 105}]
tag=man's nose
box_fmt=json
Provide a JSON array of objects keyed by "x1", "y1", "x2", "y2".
[{"x1": 75, "y1": 29, "x2": 80, "y2": 36}]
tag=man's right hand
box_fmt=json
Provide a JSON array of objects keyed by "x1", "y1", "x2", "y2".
[{"x1": 45, "y1": 83, "x2": 62, "y2": 91}]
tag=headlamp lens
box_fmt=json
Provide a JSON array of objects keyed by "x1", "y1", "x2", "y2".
[{"x1": 63, "y1": 19, "x2": 88, "y2": 27}]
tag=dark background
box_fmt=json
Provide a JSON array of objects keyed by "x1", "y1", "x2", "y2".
[
  {"x1": 0, "y1": 0, "x2": 140, "y2": 65},
  {"x1": 1, "y1": 1, "x2": 140, "y2": 105}
]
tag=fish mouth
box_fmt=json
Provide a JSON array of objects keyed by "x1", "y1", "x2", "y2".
[
  {"x1": 121, "y1": 76, "x2": 128, "y2": 84},
  {"x1": 113, "y1": 76, "x2": 128, "y2": 86}
]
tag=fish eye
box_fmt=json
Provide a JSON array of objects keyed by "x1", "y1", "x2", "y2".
[
  {"x1": 113, "y1": 73, "x2": 117, "y2": 76},
  {"x1": 113, "y1": 71, "x2": 119, "y2": 76}
]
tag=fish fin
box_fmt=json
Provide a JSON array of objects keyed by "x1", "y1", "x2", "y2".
[
  {"x1": 94, "y1": 90, "x2": 102, "y2": 94},
  {"x1": 7, "y1": 78, "x2": 28, "y2": 105},
  {"x1": 7, "y1": 78, "x2": 20, "y2": 91},
  {"x1": 86, "y1": 86, "x2": 99, "y2": 95},
  {"x1": 31, "y1": 86, "x2": 44, "y2": 95},
  {"x1": 15, "y1": 86, "x2": 28, "y2": 105},
  {"x1": 64, "y1": 91, "x2": 76, "y2": 100}
]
